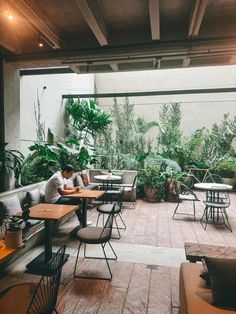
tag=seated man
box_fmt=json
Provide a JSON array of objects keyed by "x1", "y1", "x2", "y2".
[{"x1": 45, "y1": 164, "x2": 82, "y2": 223}]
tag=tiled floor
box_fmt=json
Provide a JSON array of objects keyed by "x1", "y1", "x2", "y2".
[{"x1": 1, "y1": 191, "x2": 236, "y2": 313}]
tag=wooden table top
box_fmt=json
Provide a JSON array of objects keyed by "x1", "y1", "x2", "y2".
[
  {"x1": 14, "y1": 203, "x2": 78, "y2": 221},
  {"x1": 185, "y1": 242, "x2": 236, "y2": 262},
  {"x1": 0, "y1": 241, "x2": 25, "y2": 262},
  {"x1": 66, "y1": 189, "x2": 105, "y2": 199}
]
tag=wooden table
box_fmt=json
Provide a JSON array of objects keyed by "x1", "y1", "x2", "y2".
[
  {"x1": 67, "y1": 189, "x2": 105, "y2": 227},
  {"x1": 0, "y1": 240, "x2": 25, "y2": 263},
  {"x1": 185, "y1": 242, "x2": 236, "y2": 263},
  {"x1": 15, "y1": 203, "x2": 78, "y2": 275}
]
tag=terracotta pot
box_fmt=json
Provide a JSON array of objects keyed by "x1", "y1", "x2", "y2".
[
  {"x1": 165, "y1": 179, "x2": 181, "y2": 202},
  {"x1": 222, "y1": 177, "x2": 236, "y2": 188},
  {"x1": 144, "y1": 186, "x2": 161, "y2": 202},
  {"x1": 5, "y1": 229, "x2": 22, "y2": 248}
]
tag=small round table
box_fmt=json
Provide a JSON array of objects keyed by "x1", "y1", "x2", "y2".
[
  {"x1": 94, "y1": 174, "x2": 121, "y2": 190},
  {"x1": 194, "y1": 182, "x2": 232, "y2": 192}
]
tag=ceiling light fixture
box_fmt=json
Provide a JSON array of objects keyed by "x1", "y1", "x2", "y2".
[
  {"x1": 38, "y1": 43, "x2": 44, "y2": 47},
  {"x1": 7, "y1": 15, "x2": 14, "y2": 20}
]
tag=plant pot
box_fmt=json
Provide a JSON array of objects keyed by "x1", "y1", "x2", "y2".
[
  {"x1": 222, "y1": 177, "x2": 236, "y2": 188},
  {"x1": 144, "y1": 186, "x2": 162, "y2": 202},
  {"x1": 165, "y1": 179, "x2": 181, "y2": 202},
  {"x1": 5, "y1": 229, "x2": 23, "y2": 248}
]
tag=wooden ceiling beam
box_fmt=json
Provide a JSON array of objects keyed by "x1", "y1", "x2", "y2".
[
  {"x1": 188, "y1": 0, "x2": 208, "y2": 38},
  {"x1": 9, "y1": 0, "x2": 61, "y2": 49},
  {"x1": 149, "y1": 0, "x2": 160, "y2": 40},
  {"x1": 75, "y1": 0, "x2": 108, "y2": 46},
  {"x1": 0, "y1": 15, "x2": 18, "y2": 52}
]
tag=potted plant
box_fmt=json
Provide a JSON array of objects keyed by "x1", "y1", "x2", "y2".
[
  {"x1": 163, "y1": 169, "x2": 187, "y2": 202},
  {"x1": 4, "y1": 217, "x2": 23, "y2": 248},
  {"x1": 139, "y1": 165, "x2": 166, "y2": 202},
  {"x1": 214, "y1": 159, "x2": 236, "y2": 187}
]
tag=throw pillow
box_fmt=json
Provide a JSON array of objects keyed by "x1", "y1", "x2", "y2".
[
  {"x1": 81, "y1": 173, "x2": 89, "y2": 186},
  {"x1": 74, "y1": 174, "x2": 85, "y2": 189},
  {"x1": 0, "y1": 195, "x2": 22, "y2": 217},
  {"x1": 26, "y1": 188, "x2": 41, "y2": 206},
  {"x1": 204, "y1": 256, "x2": 236, "y2": 308}
]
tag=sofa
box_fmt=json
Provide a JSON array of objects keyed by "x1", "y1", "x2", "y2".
[{"x1": 179, "y1": 262, "x2": 236, "y2": 314}]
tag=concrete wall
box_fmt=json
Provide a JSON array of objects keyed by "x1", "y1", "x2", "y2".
[
  {"x1": 4, "y1": 62, "x2": 20, "y2": 150},
  {"x1": 20, "y1": 73, "x2": 94, "y2": 155},
  {"x1": 95, "y1": 65, "x2": 236, "y2": 138}
]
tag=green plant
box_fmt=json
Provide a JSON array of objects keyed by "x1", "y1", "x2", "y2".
[
  {"x1": 214, "y1": 159, "x2": 236, "y2": 178},
  {"x1": 0, "y1": 143, "x2": 25, "y2": 190},
  {"x1": 5, "y1": 216, "x2": 23, "y2": 231},
  {"x1": 138, "y1": 165, "x2": 166, "y2": 194},
  {"x1": 34, "y1": 89, "x2": 45, "y2": 142},
  {"x1": 96, "y1": 97, "x2": 157, "y2": 170}
]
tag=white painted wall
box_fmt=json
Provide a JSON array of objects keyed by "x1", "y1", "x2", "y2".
[
  {"x1": 95, "y1": 65, "x2": 236, "y2": 138},
  {"x1": 20, "y1": 73, "x2": 94, "y2": 155}
]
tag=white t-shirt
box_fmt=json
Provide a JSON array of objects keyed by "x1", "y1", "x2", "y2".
[{"x1": 45, "y1": 171, "x2": 68, "y2": 203}]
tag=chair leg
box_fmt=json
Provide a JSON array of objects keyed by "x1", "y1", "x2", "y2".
[
  {"x1": 101, "y1": 243, "x2": 112, "y2": 280},
  {"x1": 74, "y1": 242, "x2": 116, "y2": 280},
  {"x1": 117, "y1": 213, "x2": 127, "y2": 229},
  {"x1": 193, "y1": 201, "x2": 196, "y2": 221},
  {"x1": 73, "y1": 242, "x2": 82, "y2": 277},
  {"x1": 107, "y1": 241, "x2": 118, "y2": 260},
  {"x1": 222, "y1": 208, "x2": 232, "y2": 232},
  {"x1": 112, "y1": 216, "x2": 121, "y2": 239},
  {"x1": 96, "y1": 213, "x2": 101, "y2": 227},
  {"x1": 172, "y1": 202, "x2": 180, "y2": 219}
]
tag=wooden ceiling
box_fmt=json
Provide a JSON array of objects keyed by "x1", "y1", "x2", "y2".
[{"x1": 1, "y1": 0, "x2": 236, "y2": 72}]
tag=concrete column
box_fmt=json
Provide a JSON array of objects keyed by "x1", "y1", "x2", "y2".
[{"x1": 4, "y1": 62, "x2": 20, "y2": 150}]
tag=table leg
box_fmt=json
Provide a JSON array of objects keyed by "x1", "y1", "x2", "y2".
[
  {"x1": 45, "y1": 220, "x2": 52, "y2": 261},
  {"x1": 81, "y1": 198, "x2": 87, "y2": 228}
]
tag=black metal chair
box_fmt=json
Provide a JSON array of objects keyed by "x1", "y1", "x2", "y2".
[
  {"x1": 0, "y1": 245, "x2": 66, "y2": 314},
  {"x1": 201, "y1": 186, "x2": 232, "y2": 231},
  {"x1": 96, "y1": 188, "x2": 126, "y2": 239},
  {"x1": 122, "y1": 175, "x2": 137, "y2": 209},
  {"x1": 172, "y1": 184, "x2": 199, "y2": 221},
  {"x1": 73, "y1": 204, "x2": 117, "y2": 280}
]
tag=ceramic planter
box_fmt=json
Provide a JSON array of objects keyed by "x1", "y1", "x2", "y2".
[
  {"x1": 5, "y1": 229, "x2": 23, "y2": 248},
  {"x1": 144, "y1": 185, "x2": 162, "y2": 202}
]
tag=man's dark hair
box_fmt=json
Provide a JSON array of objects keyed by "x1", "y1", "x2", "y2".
[{"x1": 62, "y1": 164, "x2": 74, "y2": 172}]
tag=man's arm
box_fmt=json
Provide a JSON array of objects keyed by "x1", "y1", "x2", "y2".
[{"x1": 58, "y1": 185, "x2": 81, "y2": 196}]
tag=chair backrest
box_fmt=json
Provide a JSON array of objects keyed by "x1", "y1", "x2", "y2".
[
  {"x1": 26, "y1": 245, "x2": 66, "y2": 314},
  {"x1": 100, "y1": 204, "x2": 116, "y2": 240},
  {"x1": 117, "y1": 187, "x2": 125, "y2": 210},
  {"x1": 132, "y1": 175, "x2": 137, "y2": 189},
  {"x1": 207, "y1": 186, "x2": 230, "y2": 207}
]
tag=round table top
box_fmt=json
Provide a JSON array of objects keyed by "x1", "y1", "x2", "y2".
[
  {"x1": 194, "y1": 182, "x2": 232, "y2": 191},
  {"x1": 94, "y1": 174, "x2": 121, "y2": 181}
]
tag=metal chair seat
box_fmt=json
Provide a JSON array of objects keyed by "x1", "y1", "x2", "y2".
[
  {"x1": 179, "y1": 194, "x2": 196, "y2": 201},
  {"x1": 76, "y1": 226, "x2": 110, "y2": 244},
  {"x1": 97, "y1": 204, "x2": 120, "y2": 214}
]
